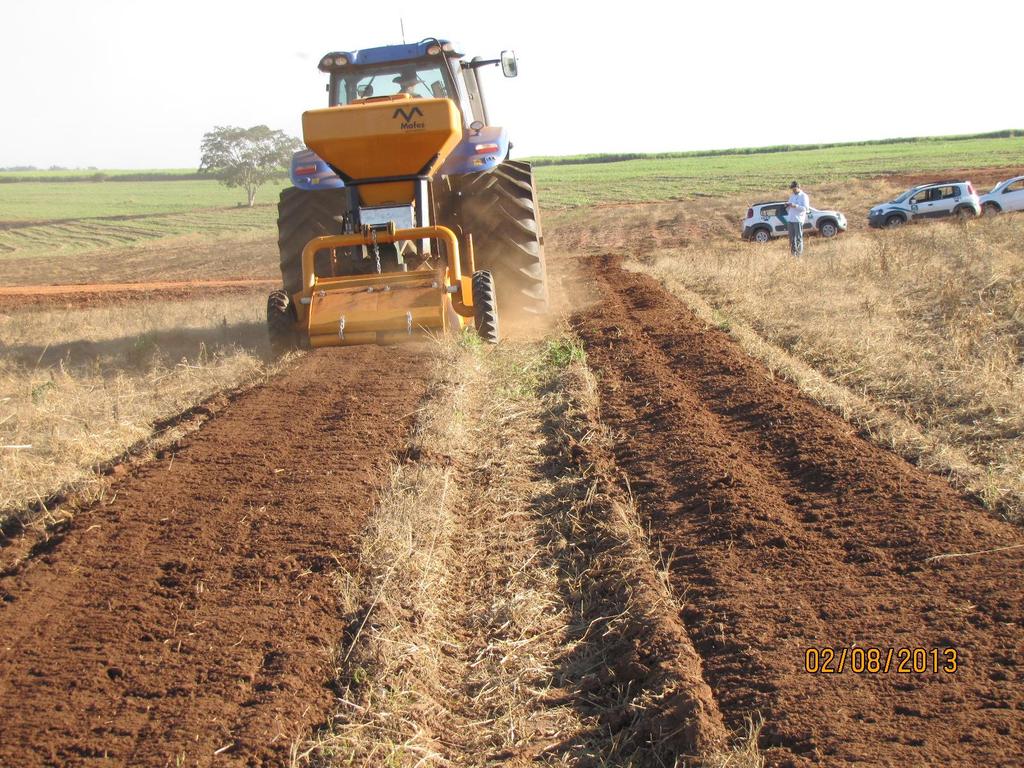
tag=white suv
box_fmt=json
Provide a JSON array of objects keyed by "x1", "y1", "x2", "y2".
[
  {"x1": 979, "y1": 175, "x2": 1024, "y2": 216},
  {"x1": 741, "y1": 201, "x2": 847, "y2": 243},
  {"x1": 868, "y1": 180, "x2": 980, "y2": 228}
]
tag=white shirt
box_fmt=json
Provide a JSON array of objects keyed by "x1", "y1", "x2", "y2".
[{"x1": 787, "y1": 190, "x2": 810, "y2": 224}]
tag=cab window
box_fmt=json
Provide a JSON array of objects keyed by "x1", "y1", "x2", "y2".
[
  {"x1": 332, "y1": 63, "x2": 449, "y2": 104},
  {"x1": 1004, "y1": 179, "x2": 1024, "y2": 193}
]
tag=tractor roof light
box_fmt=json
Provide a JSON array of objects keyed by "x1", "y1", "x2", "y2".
[
  {"x1": 442, "y1": 42, "x2": 454, "y2": 52},
  {"x1": 318, "y1": 53, "x2": 350, "y2": 71},
  {"x1": 426, "y1": 45, "x2": 441, "y2": 55}
]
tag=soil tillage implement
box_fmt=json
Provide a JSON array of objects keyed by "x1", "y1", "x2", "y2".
[{"x1": 268, "y1": 39, "x2": 548, "y2": 353}]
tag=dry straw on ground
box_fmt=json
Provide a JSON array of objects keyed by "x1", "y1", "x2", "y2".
[{"x1": 0, "y1": 293, "x2": 274, "y2": 523}]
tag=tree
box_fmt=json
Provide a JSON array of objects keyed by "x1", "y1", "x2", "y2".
[{"x1": 199, "y1": 125, "x2": 301, "y2": 207}]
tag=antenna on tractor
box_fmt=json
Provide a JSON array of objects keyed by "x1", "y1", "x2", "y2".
[{"x1": 400, "y1": 18, "x2": 406, "y2": 44}]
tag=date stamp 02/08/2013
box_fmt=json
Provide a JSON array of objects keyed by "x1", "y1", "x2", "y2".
[{"x1": 804, "y1": 647, "x2": 959, "y2": 675}]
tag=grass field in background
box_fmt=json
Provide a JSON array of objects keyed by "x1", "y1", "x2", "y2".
[
  {"x1": 0, "y1": 168, "x2": 199, "y2": 181},
  {"x1": 1, "y1": 133, "x2": 1021, "y2": 278},
  {"x1": 0, "y1": 178, "x2": 290, "y2": 220},
  {"x1": 0, "y1": 208, "x2": 278, "y2": 267},
  {"x1": 533, "y1": 136, "x2": 1024, "y2": 206}
]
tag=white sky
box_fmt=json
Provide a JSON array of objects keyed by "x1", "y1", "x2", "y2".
[{"x1": 1, "y1": 0, "x2": 1021, "y2": 168}]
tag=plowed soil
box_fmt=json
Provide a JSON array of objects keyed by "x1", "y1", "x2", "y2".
[
  {"x1": 568, "y1": 254, "x2": 1023, "y2": 767},
  {"x1": 1, "y1": 236, "x2": 1022, "y2": 767},
  {"x1": 0, "y1": 347, "x2": 429, "y2": 767}
]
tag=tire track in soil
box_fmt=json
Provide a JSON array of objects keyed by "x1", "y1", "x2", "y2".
[
  {"x1": 0, "y1": 347, "x2": 430, "y2": 767},
  {"x1": 568, "y1": 254, "x2": 1023, "y2": 767}
]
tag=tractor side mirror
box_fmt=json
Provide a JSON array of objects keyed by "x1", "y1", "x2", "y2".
[{"x1": 500, "y1": 50, "x2": 518, "y2": 78}]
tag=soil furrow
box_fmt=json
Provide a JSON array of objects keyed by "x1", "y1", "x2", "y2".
[
  {"x1": 301, "y1": 340, "x2": 737, "y2": 766},
  {"x1": 0, "y1": 347, "x2": 430, "y2": 767},
  {"x1": 569, "y1": 254, "x2": 1023, "y2": 767}
]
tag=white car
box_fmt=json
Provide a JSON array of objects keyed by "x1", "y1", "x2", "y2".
[
  {"x1": 868, "y1": 180, "x2": 980, "y2": 227},
  {"x1": 741, "y1": 201, "x2": 847, "y2": 243},
  {"x1": 979, "y1": 175, "x2": 1024, "y2": 216}
]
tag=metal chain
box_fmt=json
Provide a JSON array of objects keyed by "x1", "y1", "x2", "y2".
[{"x1": 371, "y1": 228, "x2": 382, "y2": 274}]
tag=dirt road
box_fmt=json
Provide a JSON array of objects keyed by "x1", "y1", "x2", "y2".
[
  {"x1": 0, "y1": 348, "x2": 429, "y2": 767},
  {"x1": 569, "y1": 254, "x2": 1023, "y2": 767}
]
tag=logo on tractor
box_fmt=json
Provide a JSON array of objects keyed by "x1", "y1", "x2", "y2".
[{"x1": 392, "y1": 106, "x2": 425, "y2": 131}]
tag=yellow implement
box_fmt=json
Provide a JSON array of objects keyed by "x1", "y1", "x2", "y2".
[{"x1": 298, "y1": 225, "x2": 475, "y2": 348}]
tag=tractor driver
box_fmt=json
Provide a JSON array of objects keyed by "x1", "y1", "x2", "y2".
[{"x1": 394, "y1": 71, "x2": 423, "y2": 97}]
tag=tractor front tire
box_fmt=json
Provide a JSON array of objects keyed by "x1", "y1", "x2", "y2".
[
  {"x1": 277, "y1": 187, "x2": 350, "y2": 297},
  {"x1": 472, "y1": 270, "x2": 500, "y2": 344},
  {"x1": 459, "y1": 161, "x2": 549, "y2": 318},
  {"x1": 267, "y1": 290, "x2": 299, "y2": 358}
]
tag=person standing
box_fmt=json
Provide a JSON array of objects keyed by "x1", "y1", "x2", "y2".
[{"x1": 785, "y1": 181, "x2": 810, "y2": 257}]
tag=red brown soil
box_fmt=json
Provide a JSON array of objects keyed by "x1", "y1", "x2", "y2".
[
  {"x1": 568, "y1": 255, "x2": 1023, "y2": 767},
  {"x1": 0, "y1": 279, "x2": 278, "y2": 311},
  {"x1": 878, "y1": 166, "x2": 1020, "y2": 192},
  {"x1": 0, "y1": 347, "x2": 430, "y2": 767}
]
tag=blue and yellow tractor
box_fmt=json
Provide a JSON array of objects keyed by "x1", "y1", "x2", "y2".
[{"x1": 267, "y1": 38, "x2": 548, "y2": 353}]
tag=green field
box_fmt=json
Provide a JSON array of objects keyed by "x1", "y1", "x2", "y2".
[
  {"x1": 0, "y1": 178, "x2": 290, "y2": 221},
  {"x1": 533, "y1": 136, "x2": 1024, "y2": 206},
  {"x1": 0, "y1": 168, "x2": 199, "y2": 180},
  {"x1": 2, "y1": 134, "x2": 1021, "y2": 273}
]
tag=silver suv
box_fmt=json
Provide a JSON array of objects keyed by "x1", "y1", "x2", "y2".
[{"x1": 868, "y1": 180, "x2": 980, "y2": 228}]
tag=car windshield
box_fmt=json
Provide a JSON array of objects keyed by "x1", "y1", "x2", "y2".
[
  {"x1": 890, "y1": 188, "x2": 921, "y2": 204},
  {"x1": 991, "y1": 178, "x2": 1018, "y2": 193},
  {"x1": 332, "y1": 62, "x2": 450, "y2": 105}
]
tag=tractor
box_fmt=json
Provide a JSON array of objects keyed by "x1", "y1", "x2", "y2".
[{"x1": 267, "y1": 38, "x2": 548, "y2": 353}]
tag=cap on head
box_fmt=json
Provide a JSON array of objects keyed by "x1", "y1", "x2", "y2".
[
  {"x1": 394, "y1": 71, "x2": 418, "y2": 85},
  {"x1": 790, "y1": 181, "x2": 800, "y2": 189}
]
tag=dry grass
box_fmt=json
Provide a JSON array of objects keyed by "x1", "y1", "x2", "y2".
[
  {"x1": 546, "y1": 178, "x2": 1024, "y2": 521},
  {"x1": 0, "y1": 293, "x2": 275, "y2": 522},
  {"x1": 295, "y1": 335, "x2": 585, "y2": 766}
]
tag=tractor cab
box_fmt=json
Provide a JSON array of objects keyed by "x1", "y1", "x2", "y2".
[
  {"x1": 292, "y1": 40, "x2": 518, "y2": 195},
  {"x1": 321, "y1": 40, "x2": 517, "y2": 129}
]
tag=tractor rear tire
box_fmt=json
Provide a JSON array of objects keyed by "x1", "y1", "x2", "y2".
[
  {"x1": 458, "y1": 161, "x2": 549, "y2": 317},
  {"x1": 267, "y1": 290, "x2": 299, "y2": 358},
  {"x1": 277, "y1": 187, "x2": 350, "y2": 296},
  {"x1": 472, "y1": 270, "x2": 500, "y2": 344}
]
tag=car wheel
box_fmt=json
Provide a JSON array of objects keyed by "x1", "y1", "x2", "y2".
[
  {"x1": 819, "y1": 221, "x2": 839, "y2": 238},
  {"x1": 753, "y1": 228, "x2": 771, "y2": 243},
  {"x1": 983, "y1": 202, "x2": 1001, "y2": 217},
  {"x1": 884, "y1": 214, "x2": 905, "y2": 228},
  {"x1": 955, "y1": 206, "x2": 977, "y2": 221}
]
